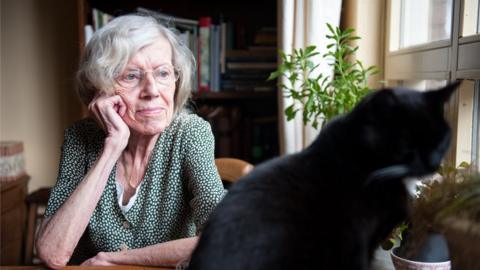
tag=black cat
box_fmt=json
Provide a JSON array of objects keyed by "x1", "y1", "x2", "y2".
[{"x1": 188, "y1": 82, "x2": 460, "y2": 270}]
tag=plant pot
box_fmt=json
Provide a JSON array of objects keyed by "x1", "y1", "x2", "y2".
[
  {"x1": 390, "y1": 247, "x2": 451, "y2": 270},
  {"x1": 439, "y1": 217, "x2": 480, "y2": 270}
]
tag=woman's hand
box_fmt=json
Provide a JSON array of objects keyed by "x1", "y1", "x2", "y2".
[
  {"x1": 81, "y1": 252, "x2": 115, "y2": 266},
  {"x1": 88, "y1": 93, "x2": 130, "y2": 152},
  {"x1": 78, "y1": 237, "x2": 199, "y2": 267}
]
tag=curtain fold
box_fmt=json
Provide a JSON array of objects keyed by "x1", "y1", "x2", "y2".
[{"x1": 278, "y1": 0, "x2": 343, "y2": 155}]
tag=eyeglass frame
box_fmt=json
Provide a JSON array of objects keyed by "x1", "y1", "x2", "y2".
[{"x1": 115, "y1": 64, "x2": 180, "y2": 90}]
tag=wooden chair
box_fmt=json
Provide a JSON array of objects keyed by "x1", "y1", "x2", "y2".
[
  {"x1": 24, "y1": 187, "x2": 50, "y2": 265},
  {"x1": 215, "y1": 158, "x2": 254, "y2": 187}
]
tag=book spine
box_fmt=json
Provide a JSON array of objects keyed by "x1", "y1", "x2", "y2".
[
  {"x1": 84, "y1": 25, "x2": 94, "y2": 45},
  {"x1": 226, "y1": 62, "x2": 277, "y2": 70},
  {"x1": 92, "y1": 8, "x2": 113, "y2": 31},
  {"x1": 198, "y1": 17, "x2": 212, "y2": 93},
  {"x1": 92, "y1": 8, "x2": 99, "y2": 31},
  {"x1": 192, "y1": 30, "x2": 199, "y2": 92},
  {"x1": 209, "y1": 24, "x2": 216, "y2": 92},
  {"x1": 210, "y1": 25, "x2": 221, "y2": 92},
  {"x1": 220, "y1": 23, "x2": 227, "y2": 74}
]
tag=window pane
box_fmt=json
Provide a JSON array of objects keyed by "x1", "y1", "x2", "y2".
[
  {"x1": 471, "y1": 81, "x2": 480, "y2": 172},
  {"x1": 462, "y1": 0, "x2": 480, "y2": 37},
  {"x1": 455, "y1": 80, "x2": 480, "y2": 173},
  {"x1": 390, "y1": 0, "x2": 453, "y2": 51},
  {"x1": 399, "y1": 80, "x2": 447, "y2": 91}
]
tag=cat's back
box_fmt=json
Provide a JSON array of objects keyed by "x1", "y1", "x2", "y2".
[
  {"x1": 219, "y1": 150, "x2": 322, "y2": 212},
  {"x1": 188, "y1": 152, "x2": 326, "y2": 270}
]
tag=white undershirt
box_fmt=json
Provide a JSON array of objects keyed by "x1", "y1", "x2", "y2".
[{"x1": 115, "y1": 181, "x2": 142, "y2": 213}]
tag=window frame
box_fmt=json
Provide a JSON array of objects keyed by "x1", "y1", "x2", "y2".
[
  {"x1": 472, "y1": 82, "x2": 480, "y2": 171},
  {"x1": 385, "y1": 0, "x2": 480, "y2": 167}
]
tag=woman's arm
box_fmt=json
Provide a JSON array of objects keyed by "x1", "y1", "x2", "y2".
[
  {"x1": 36, "y1": 144, "x2": 122, "y2": 269},
  {"x1": 81, "y1": 236, "x2": 199, "y2": 267},
  {"x1": 36, "y1": 95, "x2": 130, "y2": 269}
]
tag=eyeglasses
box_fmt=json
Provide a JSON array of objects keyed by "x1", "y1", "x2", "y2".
[{"x1": 116, "y1": 64, "x2": 179, "y2": 90}]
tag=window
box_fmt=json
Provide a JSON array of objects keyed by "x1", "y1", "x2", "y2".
[
  {"x1": 397, "y1": 80, "x2": 447, "y2": 91},
  {"x1": 390, "y1": 0, "x2": 453, "y2": 50},
  {"x1": 456, "y1": 80, "x2": 478, "y2": 169},
  {"x1": 462, "y1": 0, "x2": 480, "y2": 36},
  {"x1": 385, "y1": 0, "x2": 480, "y2": 172},
  {"x1": 471, "y1": 81, "x2": 480, "y2": 171}
]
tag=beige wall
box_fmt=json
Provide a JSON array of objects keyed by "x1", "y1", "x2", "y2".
[{"x1": 1, "y1": 0, "x2": 82, "y2": 192}]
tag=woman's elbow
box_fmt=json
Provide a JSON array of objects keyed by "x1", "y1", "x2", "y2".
[{"x1": 36, "y1": 241, "x2": 71, "y2": 269}]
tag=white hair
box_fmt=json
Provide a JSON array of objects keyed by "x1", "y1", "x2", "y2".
[{"x1": 76, "y1": 14, "x2": 196, "y2": 115}]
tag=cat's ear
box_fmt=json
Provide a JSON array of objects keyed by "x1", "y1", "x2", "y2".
[{"x1": 424, "y1": 81, "x2": 461, "y2": 104}]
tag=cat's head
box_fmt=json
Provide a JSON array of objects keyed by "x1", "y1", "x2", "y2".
[{"x1": 349, "y1": 82, "x2": 460, "y2": 178}]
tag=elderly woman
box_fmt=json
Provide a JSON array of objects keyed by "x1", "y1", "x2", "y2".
[{"x1": 36, "y1": 14, "x2": 225, "y2": 268}]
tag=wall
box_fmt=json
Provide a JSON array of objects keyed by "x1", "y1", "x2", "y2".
[{"x1": 1, "y1": 0, "x2": 82, "y2": 192}]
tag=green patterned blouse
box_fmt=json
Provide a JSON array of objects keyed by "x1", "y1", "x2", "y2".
[{"x1": 44, "y1": 113, "x2": 225, "y2": 264}]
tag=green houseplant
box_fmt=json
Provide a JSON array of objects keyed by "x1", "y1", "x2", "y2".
[
  {"x1": 268, "y1": 23, "x2": 378, "y2": 128},
  {"x1": 388, "y1": 163, "x2": 480, "y2": 270},
  {"x1": 438, "y1": 176, "x2": 480, "y2": 270}
]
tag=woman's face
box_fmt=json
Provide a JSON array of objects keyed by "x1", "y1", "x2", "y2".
[{"x1": 115, "y1": 37, "x2": 177, "y2": 136}]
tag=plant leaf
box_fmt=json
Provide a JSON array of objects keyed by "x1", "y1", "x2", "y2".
[
  {"x1": 304, "y1": 45, "x2": 317, "y2": 56},
  {"x1": 267, "y1": 71, "x2": 280, "y2": 81}
]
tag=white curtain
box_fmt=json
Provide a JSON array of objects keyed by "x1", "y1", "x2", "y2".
[{"x1": 277, "y1": 0, "x2": 343, "y2": 155}]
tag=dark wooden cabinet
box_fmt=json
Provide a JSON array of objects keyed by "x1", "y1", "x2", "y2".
[{"x1": 0, "y1": 176, "x2": 29, "y2": 265}]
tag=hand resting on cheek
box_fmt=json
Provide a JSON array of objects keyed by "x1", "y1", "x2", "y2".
[{"x1": 88, "y1": 92, "x2": 130, "y2": 151}]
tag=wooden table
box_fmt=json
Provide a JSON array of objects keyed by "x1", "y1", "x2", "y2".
[{"x1": 2, "y1": 266, "x2": 173, "y2": 270}]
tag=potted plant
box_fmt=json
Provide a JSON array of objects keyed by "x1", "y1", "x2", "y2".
[
  {"x1": 434, "y1": 167, "x2": 480, "y2": 270},
  {"x1": 268, "y1": 23, "x2": 378, "y2": 128},
  {"x1": 386, "y1": 163, "x2": 480, "y2": 270}
]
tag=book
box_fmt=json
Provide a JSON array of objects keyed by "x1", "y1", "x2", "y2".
[
  {"x1": 220, "y1": 22, "x2": 227, "y2": 74},
  {"x1": 226, "y1": 62, "x2": 277, "y2": 70},
  {"x1": 92, "y1": 8, "x2": 113, "y2": 31},
  {"x1": 84, "y1": 24, "x2": 94, "y2": 45},
  {"x1": 253, "y1": 27, "x2": 277, "y2": 45},
  {"x1": 136, "y1": 7, "x2": 199, "y2": 29},
  {"x1": 248, "y1": 45, "x2": 277, "y2": 51},
  {"x1": 226, "y1": 49, "x2": 277, "y2": 62},
  {"x1": 210, "y1": 25, "x2": 221, "y2": 92},
  {"x1": 221, "y1": 79, "x2": 275, "y2": 92},
  {"x1": 199, "y1": 17, "x2": 212, "y2": 93},
  {"x1": 222, "y1": 70, "x2": 273, "y2": 80}
]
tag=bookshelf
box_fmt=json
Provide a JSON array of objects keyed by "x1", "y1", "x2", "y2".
[
  {"x1": 193, "y1": 91, "x2": 276, "y2": 100},
  {"x1": 77, "y1": 0, "x2": 279, "y2": 164}
]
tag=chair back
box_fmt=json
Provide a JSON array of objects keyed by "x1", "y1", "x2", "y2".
[
  {"x1": 215, "y1": 158, "x2": 253, "y2": 184},
  {"x1": 24, "y1": 187, "x2": 50, "y2": 265}
]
